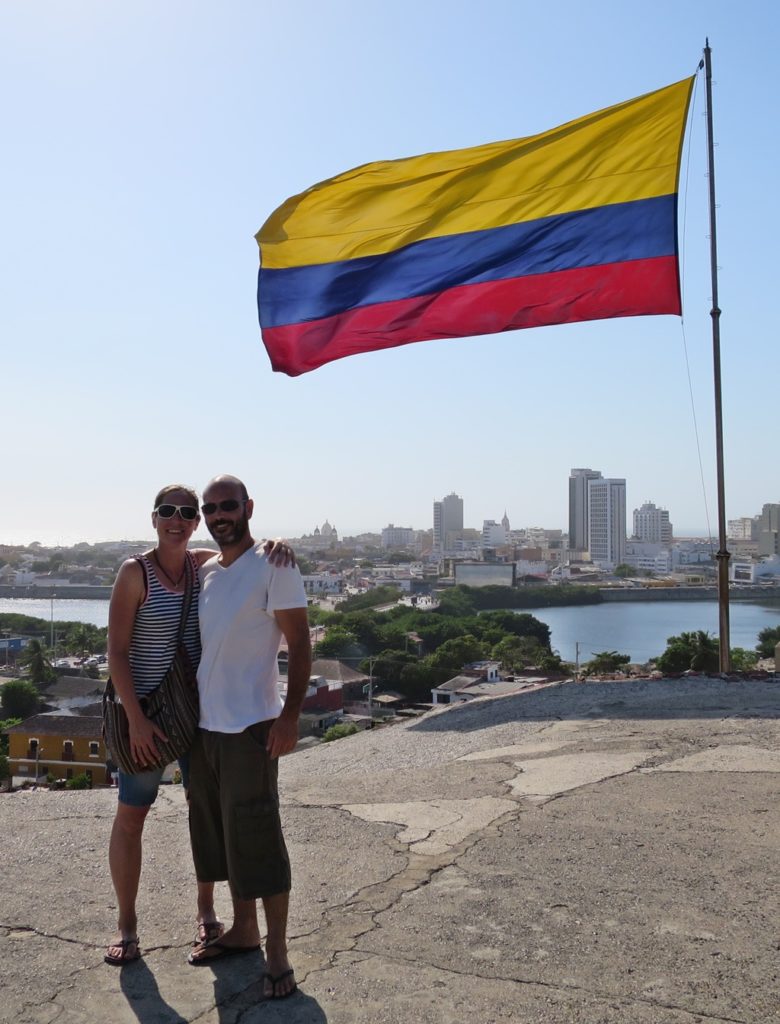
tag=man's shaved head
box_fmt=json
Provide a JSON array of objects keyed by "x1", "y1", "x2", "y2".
[{"x1": 203, "y1": 475, "x2": 249, "y2": 501}]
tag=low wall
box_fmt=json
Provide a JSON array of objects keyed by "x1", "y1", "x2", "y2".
[{"x1": 598, "y1": 585, "x2": 780, "y2": 602}]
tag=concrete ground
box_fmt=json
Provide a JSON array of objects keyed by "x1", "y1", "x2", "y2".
[{"x1": 1, "y1": 676, "x2": 778, "y2": 1024}]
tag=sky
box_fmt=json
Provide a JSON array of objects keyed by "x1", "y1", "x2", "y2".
[{"x1": 2, "y1": 1, "x2": 777, "y2": 546}]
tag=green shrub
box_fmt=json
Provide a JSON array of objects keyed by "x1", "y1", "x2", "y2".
[
  {"x1": 1, "y1": 679, "x2": 40, "y2": 720},
  {"x1": 322, "y1": 723, "x2": 359, "y2": 742},
  {"x1": 756, "y1": 626, "x2": 780, "y2": 659},
  {"x1": 337, "y1": 586, "x2": 401, "y2": 612},
  {"x1": 655, "y1": 631, "x2": 719, "y2": 674},
  {"x1": 65, "y1": 773, "x2": 91, "y2": 790},
  {"x1": 729, "y1": 647, "x2": 759, "y2": 671},
  {"x1": 583, "y1": 651, "x2": 631, "y2": 674},
  {"x1": 0, "y1": 718, "x2": 21, "y2": 755}
]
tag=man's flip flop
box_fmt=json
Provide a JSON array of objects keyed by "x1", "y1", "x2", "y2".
[
  {"x1": 187, "y1": 940, "x2": 261, "y2": 966},
  {"x1": 104, "y1": 937, "x2": 141, "y2": 966},
  {"x1": 263, "y1": 968, "x2": 298, "y2": 999}
]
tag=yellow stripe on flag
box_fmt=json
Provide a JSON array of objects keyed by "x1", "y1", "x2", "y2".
[{"x1": 258, "y1": 77, "x2": 693, "y2": 270}]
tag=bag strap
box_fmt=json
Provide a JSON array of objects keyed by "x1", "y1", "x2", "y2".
[
  {"x1": 176, "y1": 554, "x2": 195, "y2": 647},
  {"x1": 104, "y1": 555, "x2": 194, "y2": 707}
]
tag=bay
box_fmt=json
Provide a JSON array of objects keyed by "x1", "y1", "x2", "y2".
[
  {"x1": 2, "y1": 596, "x2": 780, "y2": 665},
  {"x1": 520, "y1": 600, "x2": 780, "y2": 663},
  {"x1": 0, "y1": 598, "x2": 110, "y2": 628}
]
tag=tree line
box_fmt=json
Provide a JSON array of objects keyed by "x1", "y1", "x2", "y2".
[{"x1": 310, "y1": 586, "x2": 567, "y2": 699}]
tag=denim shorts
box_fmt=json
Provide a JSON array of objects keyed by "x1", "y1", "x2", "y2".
[{"x1": 118, "y1": 753, "x2": 190, "y2": 808}]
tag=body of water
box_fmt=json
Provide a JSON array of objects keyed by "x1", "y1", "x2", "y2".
[
  {"x1": 520, "y1": 600, "x2": 780, "y2": 663},
  {"x1": 0, "y1": 598, "x2": 110, "y2": 628},
  {"x1": 2, "y1": 597, "x2": 779, "y2": 664}
]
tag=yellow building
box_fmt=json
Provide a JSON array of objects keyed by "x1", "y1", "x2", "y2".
[{"x1": 6, "y1": 713, "x2": 108, "y2": 785}]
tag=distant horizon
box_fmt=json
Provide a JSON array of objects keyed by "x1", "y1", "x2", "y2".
[{"x1": 1, "y1": 526, "x2": 717, "y2": 549}]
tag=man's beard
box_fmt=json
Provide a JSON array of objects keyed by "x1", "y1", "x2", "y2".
[{"x1": 208, "y1": 513, "x2": 249, "y2": 548}]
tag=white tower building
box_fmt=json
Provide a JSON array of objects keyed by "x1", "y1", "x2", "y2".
[
  {"x1": 633, "y1": 501, "x2": 673, "y2": 544},
  {"x1": 588, "y1": 477, "x2": 627, "y2": 569}
]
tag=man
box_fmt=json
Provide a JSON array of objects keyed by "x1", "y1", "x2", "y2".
[{"x1": 187, "y1": 474, "x2": 311, "y2": 1001}]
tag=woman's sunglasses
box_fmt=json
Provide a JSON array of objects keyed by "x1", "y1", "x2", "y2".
[
  {"x1": 200, "y1": 498, "x2": 247, "y2": 516},
  {"x1": 154, "y1": 504, "x2": 199, "y2": 521}
]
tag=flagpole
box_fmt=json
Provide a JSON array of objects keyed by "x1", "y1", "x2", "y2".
[{"x1": 703, "y1": 39, "x2": 731, "y2": 672}]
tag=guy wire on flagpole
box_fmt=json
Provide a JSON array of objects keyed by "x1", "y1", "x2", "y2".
[{"x1": 703, "y1": 38, "x2": 731, "y2": 672}]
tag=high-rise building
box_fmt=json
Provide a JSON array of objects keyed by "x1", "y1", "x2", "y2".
[
  {"x1": 728, "y1": 516, "x2": 760, "y2": 541},
  {"x1": 482, "y1": 519, "x2": 509, "y2": 550},
  {"x1": 433, "y1": 492, "x2": 464, "y2": 552},
  {"x1": 588, "y1": 477, "x2": 627, "y2": 568},
  {"x1": 381, "y1": 525, "x2": 416, "y2": 549},
  {"x1": 633, "y1": 501, "x2": 673, "y2": 544},
  {"x1": 569, "y1": 468, "x2": 602, "y2": 551},
  {"x1": 758, "y1": 503, "x2": 780, "y2": 556}
]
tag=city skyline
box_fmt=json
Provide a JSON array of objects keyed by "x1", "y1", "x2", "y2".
[
  {"x1": 3, "y1": 3, "x2": 778, "y2": 547},
  {"x1": 1, "y1": 480, "x2": 762, "y2": 550}
]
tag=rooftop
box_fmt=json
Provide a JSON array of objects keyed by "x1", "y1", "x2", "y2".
[
  {"x1": 6, "y1": 711, "x2": 102, "y2": 737},
  {"x1": 40, "y1": 676, "x2": 106, "y2": 700},
  {"x1": 2, "y1": 675, "x2": 779, "y2": 1023}
]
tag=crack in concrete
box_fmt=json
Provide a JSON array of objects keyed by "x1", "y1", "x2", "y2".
[
  {"x1": 13, "y1": 845, "x2": 424, "y2": 1023},
  {"x1": 278, "y1": 792, "x2": 758, "y2": 1023},
  {"x1": 320, "y1": 946, "x2": 750, "y2": 1024},
  {"x1": 216, "y1": 809, "x2": 507, "y2": 1021},
  {"x1": 282, "y1": 808, "x2": 521, "y2": 987},
  {"x1": 5, "y1": 813, "x2": 104, "y2": 824},
  {"x1": 503, "y1": 762, "x2": 650, "y2": 806},
  {"x1": 0, "y1": 922, "x2": 95, "y2": 948},
  {"x1": 0, "y1": 921, "x2": 199, "y2": 959}
]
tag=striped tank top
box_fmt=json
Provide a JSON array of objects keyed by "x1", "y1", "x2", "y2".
[{"x1": 128, "y1": 551, "x2": 202, "y2": 697}]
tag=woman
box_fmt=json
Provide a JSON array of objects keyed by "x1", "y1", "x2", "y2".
[{"x1": 104, "y1": 483, "x2": 291, "y2": 965}]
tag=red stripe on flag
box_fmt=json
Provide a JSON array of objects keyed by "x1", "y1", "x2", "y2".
[{"x1": 261, "y1": 256, "x2": 680, "y2": 376}]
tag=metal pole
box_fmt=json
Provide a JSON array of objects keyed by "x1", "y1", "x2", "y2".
[
  {"x1": 703, "y1": 39, "x2": 731, "y2": 671},
  {"x1": 367, "y1": 656, "x2": 374, "y2": 719}
]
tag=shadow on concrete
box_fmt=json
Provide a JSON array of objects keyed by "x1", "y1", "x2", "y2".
[
  {"x1": 119, "y1": 955, "x2": 328, "y2": 1023},
  {"x1": 207, "y1": 954, "x2": 329, "y2": 1023},
  {"x1": 119, "y1": 959, "x2": 187, "y2": 1023},
  {"x1": 408, "y1": 678, "x2": 780, "y2": 733}
]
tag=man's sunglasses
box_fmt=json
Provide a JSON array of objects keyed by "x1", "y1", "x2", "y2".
[
  {"x1": 200, "y1": 498, "x2": 248, "y2": 516},
  {"x1": 154, "y1": 504, "x2": 199, "y2": 521}
]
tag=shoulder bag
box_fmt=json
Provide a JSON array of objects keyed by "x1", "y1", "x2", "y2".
[{"x1": 103, "y1": 555, "x2": 200, "y2": 775}]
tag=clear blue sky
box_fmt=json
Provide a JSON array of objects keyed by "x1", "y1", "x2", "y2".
[{"x1": 2, "y1": 1, "x2": 776, "y2": 545}]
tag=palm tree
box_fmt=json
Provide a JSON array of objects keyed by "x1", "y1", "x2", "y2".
[
  {"x1": 66, "y1": 624, "x2": 95, "y2": 659},
  {"x1": 20, "y1": 639, "x2": 54, "y2": 685},
  {"x1": 689, "y1": 631, "x2": 719, "y2": 673},
  {"x1": 584, "y1": 650, "x2": 631, "y2": 674},
  {"x1": 656, "y1": 630, "x2": 719, "y2": 674}
]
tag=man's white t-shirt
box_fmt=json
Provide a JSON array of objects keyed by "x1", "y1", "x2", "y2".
[{"x1": 197, "y1": 542, "x2": 308, "y2": 733}]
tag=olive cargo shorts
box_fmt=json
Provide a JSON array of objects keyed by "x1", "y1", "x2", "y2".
[{"x1": 188, "y1": 721, "x2": 291, "y2": 900}]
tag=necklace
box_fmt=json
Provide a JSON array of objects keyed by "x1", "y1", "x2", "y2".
[{"x1": 152, "y1": 550, "x2": 186, "y2": 588}]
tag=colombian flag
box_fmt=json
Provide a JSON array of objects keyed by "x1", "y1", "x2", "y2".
[{"x1": 256, "y1": 78, "x2": 694, "y2": 376}]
